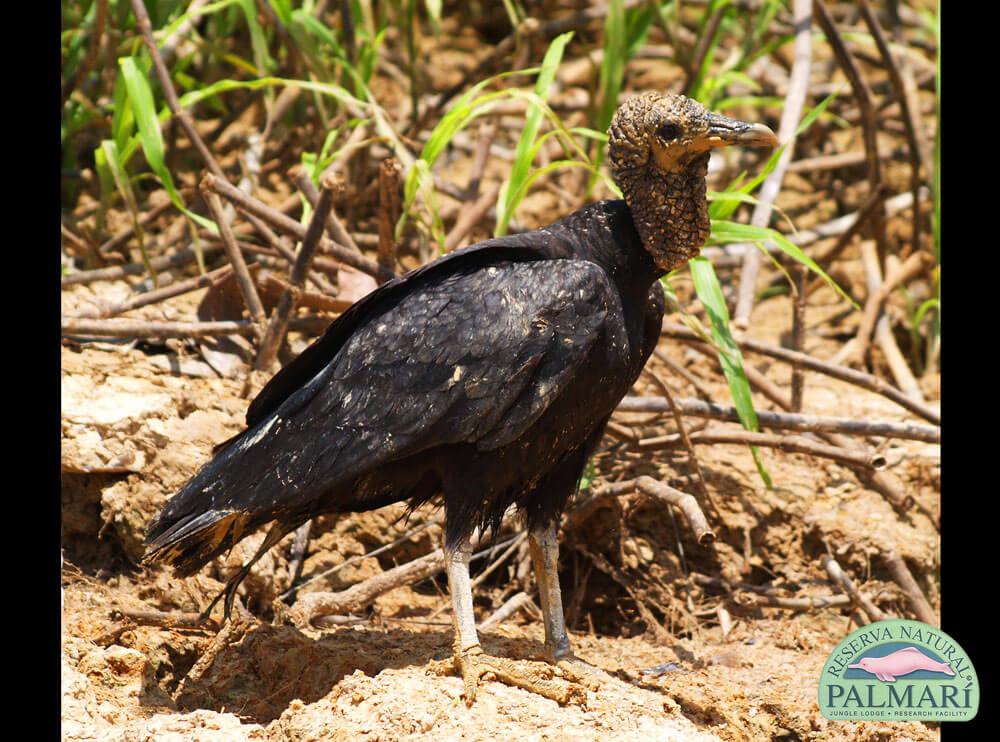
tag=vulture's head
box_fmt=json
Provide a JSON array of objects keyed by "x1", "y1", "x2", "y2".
[{"x1": 608, "y1": 93, "x2": 777, "y2": 273}]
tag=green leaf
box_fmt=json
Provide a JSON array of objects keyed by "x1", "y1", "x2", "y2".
[
  {"x1": 157, "y1": 0, "x2": 243, "y2": 40},
  {"x1": 424, "y1": 0, "x2": 442, "y2": 35},
  {"x1": 119, "y1": 57, "x2": 214, "y2": 235},
  {"x1": 100, "y1": 140, "x2": 156, "y2": 285},
  {"x1": 267, "y1": 0, "x2": 294, "y2": 27},
  {"x1": 689, "y1": 256, "x2": 772, "y2": 487},
  {"x1": 912, "y1": 297, "x2": 940, "y2": 330},
  {"x1": 236, "y1": 0, "x2": 275, "y2": 74},
  {"x1": 496, "y1": 31, "x2": 574, "y2": 236},
  {"x1": 709, "y1": 220, "x2": 857, "y2": 308}
]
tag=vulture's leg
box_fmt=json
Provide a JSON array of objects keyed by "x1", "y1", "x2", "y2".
[
  {"x1": 442, "y1": 535, "x2": 583, "y2": 706},
  {"x1": 201, "y1": 522, "x2": 287, "y2": 621},
  {"x1": 527, "y1": 520, "x2": 570, "y2": 660},
  {"x1": 528, "y1": 521, "x2": 604, "y2": 687}
]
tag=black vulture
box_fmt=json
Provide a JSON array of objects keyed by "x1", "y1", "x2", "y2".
[{"x1": 144, "y1": 92, "x2": 777, "y2": 703}]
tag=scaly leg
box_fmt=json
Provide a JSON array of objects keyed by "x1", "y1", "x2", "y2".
[
  {"x1": 438, "y1": 534, "x2": 583, "y2": 706},
  {"x1": 528, "y1": 521, "x2": 604, "y2": 687}
]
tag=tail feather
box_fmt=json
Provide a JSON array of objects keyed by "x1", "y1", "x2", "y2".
[{"x1": 144, "y1": 508, "x2": 252, "y2": 576}]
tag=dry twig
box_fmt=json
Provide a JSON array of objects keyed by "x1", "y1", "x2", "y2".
[
  {"x1": 814, "y1": 0, "x2": 889, "y2": 263},
  {"x1": 636, "y1": 477, "x2": 715, "y2": 546},
  {"x1": 660, "y1": 322, "x2": 939, "y2": 424},
  {"x1": 884, "y1": 551, "x2": 937, "y2": 626},
  {"x1": 255, "y1": 176, "x2": 337, "y2": 371},
  {"x1": 733, "y1": 0, "x2": 813, "y2": 328},
  {"x1": 821, "y1": 553, "x2": 888, "y2": 624},
  {"x1": 618, "y1": 396, "x2": 939, "y2": 443},
  {"x1": 201, "y1": 173, "x2": 389, "y2": 280},
  {"x1": 203, "y1": 192, "x2": 267, "y2": 338},
  {"x1": 377, "y1": 159, "x2": 402, "y2": 282},
  {"x1": 480, "y1": 591, "x2": 538, "y2": 630}
]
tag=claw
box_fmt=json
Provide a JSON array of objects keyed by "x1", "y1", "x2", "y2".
[
  {"x1": 435, "y1": 645, "x2": 587, "y2": 706},
  {"x1": 458, "y1": 644, "x2": 485, "y2": 706},
  {"x1": 554, "y1": 656, "x2": 605, "y2": 692}
]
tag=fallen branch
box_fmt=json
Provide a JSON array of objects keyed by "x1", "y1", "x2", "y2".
[
  {"x1": 98, "y1": 200, "x2": 174, "y2": 257},
  {"x1": 857, "y1": 242, "x2": 925, "y2": 401},
  {"x1": 285, "y1": 549, "x2": 445, "y2": 629},
  {"x1": 291, "y1": 167, "x2": 362, "y2": 256},
  {"x1": 201, "y1": 173, "x2": 389, "y2": 281},
  {"x1": 617, "y1": 396, "x2": 939, "y2": 443},
  {"x1": 691, "y1": 572, "x2": 852, "y2": 611},
  {"x1": 883, "y1": 551, "x2": 937, "y2": 626},
  {"x1": 641, "y1": 368, "x2": 715, "y2": 510},
  {"x1": 733, "y1": 0, "x2": 812, "y2": 329},
  {"x1": 850, "y1": 250, "x2": 934, "y2": 367},
  {"x1": 61, "y1": 246, "x2": 223, "y2": 287},
  {"x1": 562, "y1": 479, "x2": 637, "y2": 533},
  {"x1": 650, "y1": 429, "x2": 887, "y2": 470},
  {"x1": 78, "y1": 265, "x2": 233, "y2": 319},
  {"x1": 281, "y1": 516, "x2": 443, "y2": 600},
  {"x1": 821, "y1": 553, "x2": 888, "y2": 624},
  {"x1": 635, "y1": 477, "x2": 715, "y2": 546},
  {"x1": 678, "y1": 336, "x2": 918, "y2": 514},
  {"x1": 62, "y1": 315, "x2": 330, "y2": 340},
  {"x1": 257, "y1": 272, "x2": 353, "y2": 314},
  {"x1": 480, "y1": 591, "x2": 538, "y2": 630},
  {"x1": 746, "y1": 593, "x2": 852, "y2": 610},
  {"x1": 63, "y1": 317, "x2": 252, "y2": 339},
  {"x1": 204, "y1": 191, "x2": 267, "y2": 338},
  {"x1": 377, "y1": 159, "x2": 402, "y2": 281},
  {"x1": 805, "y1": 184, "x2": 890, "y2": 294},
  {"x1": 814, "y1": 0, "x2": 889, "y2": 263},
  {"x1": 471, "y1": 532, "x2": 527, "y2": 589},
  {"x1": 660, "y1": 322, "x2": 939, "y2": 425},
  {"x1": 444, "y1": 183, "x2": 502, "y2": 253},
  {"x1": 790, "y1": 265, "x2": 807, "y2": 411},
  {"x1": 857, "y1": 0, "x2": 926, "y2": 254},
  {"x1": 255, "y1": 175, "x2": 336, "y2": 371}
]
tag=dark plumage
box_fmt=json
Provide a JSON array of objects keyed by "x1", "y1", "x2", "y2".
[
  {"x1": 145, "y1": 93, "x2": 776, "y2": 702},
  {"x1": 146, "y1": 202, "x2": 661, "y2": 568}
]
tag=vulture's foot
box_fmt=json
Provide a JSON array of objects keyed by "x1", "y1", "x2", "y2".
[
  {"x1": 430, "y1": 644, "x2": 586, "y2": 706},
  {"x1": 551, "y1": 655, "x2": 605, "y2": 691}
]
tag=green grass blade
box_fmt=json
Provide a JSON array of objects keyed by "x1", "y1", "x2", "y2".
[
  {"x1": 100, "y1": 140, "x2": 156, "y2": 285},
  {"x1": 589, "y1": 0, "x2": 625, "y2": 188},
  {"x1": 689, "y1": 256, "x2": 772, "y2": 487},
  {"x1": 424, "y1": 0, "x2": 442, "y2": 35},
  {"x1": 119, "y1": 57, "x2": 214, "y2": 235},
  {"x1": 495, "y1": 31, "x2": 574, "y2": 236},
  {"x1": 709, "y1": 220, "x2": 857, "y2": 308},
  {"x1": 236, "y1": 0, "x2": 275, "y2": 74}
]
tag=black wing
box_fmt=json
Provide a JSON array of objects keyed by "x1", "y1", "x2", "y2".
[
  {"x1": 242, "y1": 238, "x2": 548, "y2": 434},
  {"x1": 182, "y1": 257, "x2": 618, "y2": 520}
]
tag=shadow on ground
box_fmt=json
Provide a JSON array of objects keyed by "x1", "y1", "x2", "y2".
[{"x1": 171, "y1": 622, "x2": 559, "y2": 724}]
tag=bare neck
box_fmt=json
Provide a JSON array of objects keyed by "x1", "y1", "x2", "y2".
[{"x1": 615, "y1": 152, "x2": 711, "y2": 273}]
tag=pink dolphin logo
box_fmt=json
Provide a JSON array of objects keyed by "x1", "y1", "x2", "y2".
[{"x1": 848, "y1": 647, "x2": 955, "y2": 682}]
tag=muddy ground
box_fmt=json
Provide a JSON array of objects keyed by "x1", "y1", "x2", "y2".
[{"x1": 62, "y1": 268, "x2": 940, "y2": 740}]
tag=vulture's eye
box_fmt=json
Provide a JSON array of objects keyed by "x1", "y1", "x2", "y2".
[{"x1": 656, "y1": 123, "x2": 681, "y2": 142}]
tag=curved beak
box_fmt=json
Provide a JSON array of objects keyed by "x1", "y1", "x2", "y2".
[{"x1": 704, "y1": 112, "x2": 779, "y2": 149}]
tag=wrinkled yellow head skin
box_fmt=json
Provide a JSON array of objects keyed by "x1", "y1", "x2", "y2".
[{"x1": 608, "y1": 93, "x2": 777, "y2": 272}]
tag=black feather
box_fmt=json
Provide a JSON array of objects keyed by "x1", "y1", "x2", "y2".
[{"x1": 144, "y1": 200, "x2": 665, "y2": 590}]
